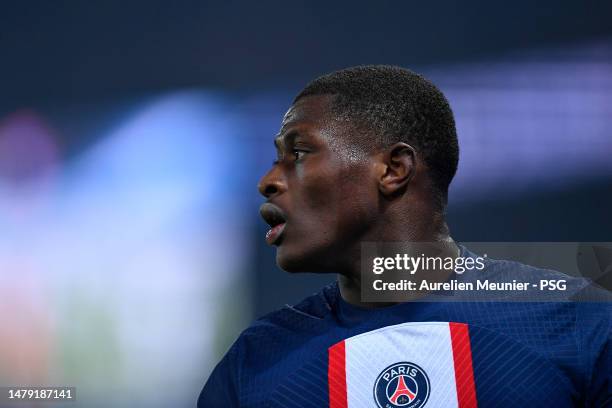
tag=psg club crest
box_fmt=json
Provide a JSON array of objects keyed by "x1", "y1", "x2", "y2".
[{"x1": 373, "y1": 362, "x2": 430, "y2": 408}]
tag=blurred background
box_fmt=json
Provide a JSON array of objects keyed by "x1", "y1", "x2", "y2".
[{"x1": 1, "y1": 1, "x2": 611, "y2": 406}]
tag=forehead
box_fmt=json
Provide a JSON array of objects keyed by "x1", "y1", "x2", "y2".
[
  {"x1": 277, "y1": 94, "x2": 369, "y2": 161},
  {"x1": 279, "y1": 94, "x2": 337, "y2": 134}
]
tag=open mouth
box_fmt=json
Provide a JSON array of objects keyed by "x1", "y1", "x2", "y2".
[{"x1": 260, "y1": 203, "x2": 287, "y2": 246}]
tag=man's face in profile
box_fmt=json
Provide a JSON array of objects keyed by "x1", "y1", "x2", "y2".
[{"x1": 258, "y1": 95, "x2": 378, "y2": 273}]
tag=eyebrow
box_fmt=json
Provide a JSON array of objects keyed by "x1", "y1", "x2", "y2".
[{"x1": 274, "y1": 130, "x2": 299, "y2": 150}]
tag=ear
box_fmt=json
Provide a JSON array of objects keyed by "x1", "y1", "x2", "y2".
[{"x1": 378, "y1": 142, "x2": 416, "y2": 196}]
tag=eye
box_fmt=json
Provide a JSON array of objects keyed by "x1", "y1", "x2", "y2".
[{"x1": 293, "y1": 149, "x2": 306, "y2": 161}]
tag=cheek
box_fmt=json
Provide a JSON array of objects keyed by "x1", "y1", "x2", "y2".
[
  {"x1": 292, "y1": 173, "x2": 340, "y2": 238},
  {"x1": 292, "y1": 155, "x2": 340, "y2": 212},
  {"x1": 295, "y1": 160, "x2": 376, "y2": 239},
  {"x1": 336, "y1": 176, "x2": 378, "y2": 232}
]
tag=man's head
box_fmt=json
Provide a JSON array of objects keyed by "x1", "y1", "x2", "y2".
[{"x1": 258, "y1": 65, "x2": 459, "y2": 273}]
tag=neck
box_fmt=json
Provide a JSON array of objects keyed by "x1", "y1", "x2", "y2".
[{"x1": 337, "y1": 208, "x2": 456, "y2": 309}]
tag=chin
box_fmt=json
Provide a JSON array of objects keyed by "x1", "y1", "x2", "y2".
[
  {"x1": 276, "y1": 252, "x2": 311, "y2": 273},
  {"x1": 276, "y1": 245, "x2": 331, "y2": 273}
]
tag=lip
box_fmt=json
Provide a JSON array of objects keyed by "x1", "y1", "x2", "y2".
[
  {"x1": 265, "y1": 222, "x2": 286, "y2": 245},
  {"x1": 260, "y1": 203, "x2": 288, "y2": 246}
]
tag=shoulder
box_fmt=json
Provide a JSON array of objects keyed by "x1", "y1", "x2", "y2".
[
  {"x1": 233, "y1": 281, "x2": 338, "y2": 351},
  {"x1": 460, "y1": 247, "x2": 610, "y2": 302}
]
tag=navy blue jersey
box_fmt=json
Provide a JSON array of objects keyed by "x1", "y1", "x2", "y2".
[{"x1": 199, "y1": 250, "x2": 611, "y2": 407}]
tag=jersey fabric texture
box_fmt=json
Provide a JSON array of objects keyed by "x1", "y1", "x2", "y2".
[{"x1": 198, "y1": 249, "x2": 611, "y2": 407}]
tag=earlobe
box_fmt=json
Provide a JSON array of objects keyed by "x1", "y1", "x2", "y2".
[{"x1": 379, "y1": 143, "x2": 416, "y2": 197}]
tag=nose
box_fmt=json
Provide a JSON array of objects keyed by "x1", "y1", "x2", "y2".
[{"x1": 258, "y1": 166, "x2": 286, "y2": 198}]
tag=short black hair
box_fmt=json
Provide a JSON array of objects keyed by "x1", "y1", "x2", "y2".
[{"x1": 294, "y1": 65, "x2": 459, "y2": 209}]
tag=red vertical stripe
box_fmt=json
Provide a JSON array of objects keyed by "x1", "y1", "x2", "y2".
[
  {"x1": 450, "y1": 322, "x2": 478, "y2": 408},
  {"x1": 328, "y1": 340, "x2": 348, "y2": 408}
]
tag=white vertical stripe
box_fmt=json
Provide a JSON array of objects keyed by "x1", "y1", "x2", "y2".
[{"x1": 344, "y1": 322, "x2": 459, "y2": 408}]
